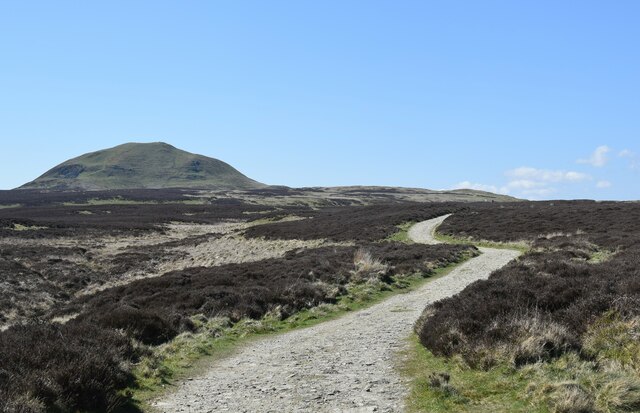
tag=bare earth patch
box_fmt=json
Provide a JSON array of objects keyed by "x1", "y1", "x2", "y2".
[{"x1": 0, "y1": 218, "x2": 343, "y2": 329}]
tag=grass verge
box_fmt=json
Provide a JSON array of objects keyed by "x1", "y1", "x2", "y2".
[
  {"x1": 403, "y1": 331, "x2": 640, "y2": 413},
  {"x1": 125, "y1": 250, "x2": 478, "y2": 411},
  {"x1": 401, "y1": 336, "x2": 548, "y2": 413},
  {"x1": 434, "y1": 232, "x2": 530, "y2": 253},
  {"x1": 387, "y1": 222, "x2": 415, "y2": 243}
]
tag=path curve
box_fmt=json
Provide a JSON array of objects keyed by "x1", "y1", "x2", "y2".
[
  {"x1": 153, "y1": 216, "x2": 520, "y2": 413},
  {"x1": 407, "y1": 214, "x2": 451, "y2": 244}
]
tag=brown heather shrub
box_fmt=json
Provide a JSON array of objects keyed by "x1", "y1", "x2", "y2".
[
  {"x1": 86, "y1": 305, "x2": 181, "y2": 345},
  {"x1": 417, "y1": 243, "x2": 640, "y2": 367},
  {"x1": 414, "y1": 201, "x2": 640, "y2": 411},
  {"x1": 439, "y1": 201, "x2": 640, "y2": 249},
  {"x1": 245, "y1": 203, "x2": 463, "y2": 242},
  {"x1": 63, "y1": 242, "x2": 475, "y2": 346},
  {"x1": 0, "y1": 191, "x2": 299, "y2": 237},
  {"x1": 0, "y1": 241, "x2": 473, "y2": 412},
  {"x1": 0, "y1": 321, "x2": 141, "y2": 413}
]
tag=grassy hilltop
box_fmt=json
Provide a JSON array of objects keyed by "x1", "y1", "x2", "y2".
[{"x1": 19, "y1": 142, "x2": 265, "y2": 191}]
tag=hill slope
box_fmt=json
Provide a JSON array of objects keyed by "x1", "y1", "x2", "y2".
[{"x1": 19, "y1": 142, "x2": 266, "y2": 190}]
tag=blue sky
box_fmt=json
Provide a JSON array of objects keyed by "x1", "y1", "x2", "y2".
[{"x1": 0, "y1": 1, "x2": 638, "y2": 200}]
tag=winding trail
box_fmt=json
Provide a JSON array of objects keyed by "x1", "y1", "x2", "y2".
[{"x1": 153, "y1": 216, "x2": 520, "y2": 413}]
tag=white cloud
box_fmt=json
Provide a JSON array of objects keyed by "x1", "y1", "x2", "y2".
[
  {"x1": 454, "y1": 166, "x2": 594, "y2": 200},
  {"x1": 619, "y1": 149, "x2": 635, "y2": 158},
  {"x1": 501, "y1": 167, "x2": 592, "y2": 199},
  {"x1": 506, "y1": 167, "x2": 590, "y2": 183},
  {"x1": 577, "y1": 145, "x2": 611, "y2": 167},
  {"x1": 596, "y1": 180, "x2": 612, "y2": 188},
  {"x1": 616, "y1": 148, "x2": 639, "y2": 170}
]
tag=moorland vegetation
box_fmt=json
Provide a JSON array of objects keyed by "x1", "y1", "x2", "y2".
[
  {"x1": 3, "y1": 191, "x2": 639, "y2": 413},
  {"x1": 0, "y1": 191, "x2": 476, "y2": 412},
  {"x1": 412, "y1": 201, "x2": 640, "y2": 412}
]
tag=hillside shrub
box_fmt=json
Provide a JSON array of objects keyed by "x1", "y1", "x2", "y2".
[
  {"x1": 0, "y1": 321, "x2": 140, "y2": 412},
  {"x1": 66, "y1": 243, "x2": 476, "y2": 345},
  {"x1": 245, "y1": 203, "x2": 465, "y2": 241},
  {"x1": 417, "y1": 201, "x2": 640, "y2": 371}
]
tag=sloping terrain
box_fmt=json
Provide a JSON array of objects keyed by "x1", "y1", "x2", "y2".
[
  {"x1": 19, "y1": 142, "x2": 265, "y2": 190},
  {"x1": 0, "y1": 198, "x2": 481, "y2": 412}
]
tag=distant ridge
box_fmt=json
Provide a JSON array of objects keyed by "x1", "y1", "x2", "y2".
[{"x1": 19, "y1": 142, "x2": 266, "y2": 190}]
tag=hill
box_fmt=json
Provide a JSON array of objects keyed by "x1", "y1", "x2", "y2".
[{"x1": 18, "y1": 142, "x2": 266, "y2": 190}]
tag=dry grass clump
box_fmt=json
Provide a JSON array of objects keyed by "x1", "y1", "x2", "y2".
[
  {"x1": 547, "y1": 381, "x2": 595, "y2": 413},
  {"x1": 582, "y1": 313, "x2": 640, "y2": 372},
  {"x1": 507, "y1": 314, "x2": 574, "y2": 366},
  {"x1": 595, "y1": 376, "x2": 640, "y2": 413},
  {"x1": 352, "y1": 248, "x2": 390, "y2": 282},
  {"x1": 525, "y1": 354, "x2": 640, "y2": 413}
]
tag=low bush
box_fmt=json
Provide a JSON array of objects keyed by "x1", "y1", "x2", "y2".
[
  {"x1": 0, "y1": 240, "x2": 475, "y2": 412},
  {"x1": 414, "y1": 201, "x2": 640, "y2": 411},
  {"x1": 245, "y1": 203, "x2": 464, "y2": 241},
  {"x1": 438, "y1": 201, "x2": 640, "y2": 249},
  {"x1": 417, "y1": 245, "x2": 640, "y2": 367},
  {"x1": 0, "y1": 321, "x2": 141, "y2": 413},
  {"x1": 86, "y1": 305, "x2": 180, "y2": 345},
  {"x1": 66, "y1": 242, "x2": 476, "y2": 345}
]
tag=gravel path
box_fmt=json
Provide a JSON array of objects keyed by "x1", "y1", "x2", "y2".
[
  {"x1": 153, "y1": 216, "x2": 520, "y2": 413},
  {"x1": 406, "y1": 214, "x2": 451, "y2": 245}
]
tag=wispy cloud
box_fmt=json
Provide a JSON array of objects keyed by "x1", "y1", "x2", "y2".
[
  {"x1": 619, "y1": 149, "x2": 635, "y2": 158},
  {"x1": 618, "y1": 148, "x2": 639, "y2": 170},
  {"x1": 452, "y1": 145, "x2": 632, "y2": 199},
  {"x1": 506, "y1": 167, "x2": 590, "y2": 183},
  {"x1": 577, "y1": 145, "x2": 611, "y2": 167},
  {"x1": 504, "y1": 167, "x2": 590, "y2": 199},
  {"x1": 454, "y1": 167, "x2": 591, "y2": 200}
]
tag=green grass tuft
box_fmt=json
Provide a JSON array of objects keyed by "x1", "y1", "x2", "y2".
[
  {"x1": 387, "y1": 222, "x2": 416, "y2": 243},
  {"x1": 434, "y1": 231, "x2": 530, "y2": 253}
]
